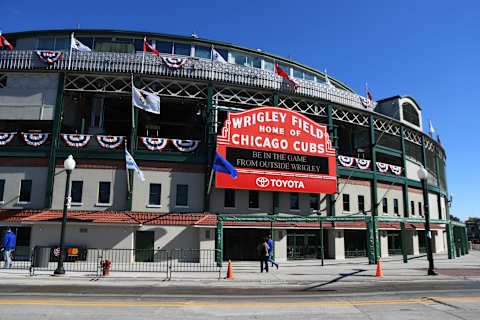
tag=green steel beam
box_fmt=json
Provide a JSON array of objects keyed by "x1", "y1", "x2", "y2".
[
  {"x1": 273, "y1": 92, "x2": 279, "y2": 106},
  {"x1": 367, "y1": 218, "x2": 376, "y2": 264},
  {"x1": 369, "y1": 114, "x2": 379, "y2": 262},
  {"x1": 204, "y1": 82, "x2": 215, "y2": 212},
  {"x1": 375, "y1": 145, "x2": 402, "y2": 157},
  {"x1": 126, "y1": 76, "x2": 140, "y2": 211},
  {"x1": 216, "y1": 218, "x2": 223, "y2": 267},
  {"x1": 218, "y1": 215, "x2": 370, "y2": 222},
  {"x1": 400, "y1": 222, "x2": 408, "y2": 263},
  {"x1": 401, "y1": 127, "x2": 410, "y2": 218},
  {"x1": 328, "y1": 104, "x2": 336, "y2": 217},
  {"x1": 44, "y1": 72, "x2": 65, "y2": 209},
  {"x1": 446, "y1": 222, "x2": 454, "y2": 259}
]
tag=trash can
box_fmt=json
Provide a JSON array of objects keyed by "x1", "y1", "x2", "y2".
[{"x1": 33, "y1": 247, "x2": 50, "y2": 268}]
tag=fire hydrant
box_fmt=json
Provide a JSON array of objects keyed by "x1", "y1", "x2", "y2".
[{"x1": 101, "y1": 260, "x2": 111, "y2": 276}]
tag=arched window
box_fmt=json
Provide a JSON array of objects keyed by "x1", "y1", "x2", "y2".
[{"x1": 402, "y1": 102, "x2": 419, "y2": 126}]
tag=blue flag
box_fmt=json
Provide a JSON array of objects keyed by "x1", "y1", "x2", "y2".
[
  {"x1": 125, "y1": 150, "x2": 145, "y2": 181},
  {"x1": 213, "y1": 152, "x2": 238, "y2": 179}
]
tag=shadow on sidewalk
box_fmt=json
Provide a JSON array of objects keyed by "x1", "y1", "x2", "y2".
[{"x1": 300, "y1": 269, "x2": 367, "y2": 291}]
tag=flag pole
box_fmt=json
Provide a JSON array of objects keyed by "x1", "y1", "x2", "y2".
[
  {"x1": 207, "y1": 167, "x2": 215, "y2": 195},
  {"x1": 131, "y1": 74, "x2": 135, "y2": 129},
  {"x1": 125, "y1": 140, "x2": 131, "y2": 196},
  {"x1": 141, "y1": 36, "x2": 146, "y2": 74},
  {"x1": 68, "y1": 32, "x2": 74, "y2": 70}
]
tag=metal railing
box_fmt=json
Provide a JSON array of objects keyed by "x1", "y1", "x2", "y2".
[
  {"x1": 0, "y1": 50, "x2": 371, "y2": 111},
  {"x1": 345, "y1": 249, "x2": 368, "y2": 258},
  {"x1": 28, "y1": 247, "x2": 220, "y2": 279}
]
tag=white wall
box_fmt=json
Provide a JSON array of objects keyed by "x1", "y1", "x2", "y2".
[{"x1": 0, "y1": 167, "x2": 47, "y2": 209}]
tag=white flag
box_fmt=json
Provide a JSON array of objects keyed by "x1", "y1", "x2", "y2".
[
  {"x1": 71, "y1": 35, "x2": 91, "y2": 52},
  {"x1": 125, "y1": 150, "x2": 145, "y2": 181},
  {"x1": 429, "y1": 120, "x2": 435, "y2": 136},
  {"x1": 132, "y1": 85, "x2": 160, "y2": 114},
  {"x1": 212, "y1": 47, "x2": 227, "y2": 63},
  {"x1": 324, "y1": 69, "x2": 334, "y2": 88}
]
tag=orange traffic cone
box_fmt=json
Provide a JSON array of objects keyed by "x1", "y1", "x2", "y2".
[
  {"x1": 376, "y1": 259, "x2": 384, "y2": 277},
  {"x1": 225, "y1": 259, "x2": 234, "y2": 279}
]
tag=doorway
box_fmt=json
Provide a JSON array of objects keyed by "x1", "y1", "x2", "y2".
[
  {"x1": 287, "y1": 230, "x2": 326, "y2": 260},
  {"x1": 135, "y1": 231, "x2": 154, "y2": 262}
]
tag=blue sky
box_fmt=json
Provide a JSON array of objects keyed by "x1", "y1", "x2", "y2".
[{"x1": 2, "y1": 0, "x2": 479, "y2": 221}]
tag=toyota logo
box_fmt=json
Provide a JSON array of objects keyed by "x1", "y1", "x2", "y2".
[{"x1": 255, "y1": 177, "x2": 270, "y2": 188}]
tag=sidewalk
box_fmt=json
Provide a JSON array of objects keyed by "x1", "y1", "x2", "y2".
[{"x1": 1, "y1": 251, "x2": 479, "y2": 289}]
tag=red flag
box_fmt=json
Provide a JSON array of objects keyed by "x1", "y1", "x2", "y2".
[
  {"x1": 143, "y1": 39, "x2": 159, "y2": 56},
  {"x1": 366, "y1": 82, "x2": 373, "y2": 100},
  {"x1": 0, "y1": 35, "x2": 13, "y2": 51},
  {"x1": 275, "y1": 64, "x2": 299, "y2": 90}
]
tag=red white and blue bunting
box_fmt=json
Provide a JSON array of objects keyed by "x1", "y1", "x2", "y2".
[
  {"x1": 161, "y1": 57, "x2": 188, "y2": 69},
  {"x1": 338, "y1": 155, "x2": 355, "y2": 168},
  {"x1": 140, "y1": 137, "x2": 169, "y2": 151},
  {"x1": 21, "y1": 133, "x2": 48, "y2": 147},
  {"x1": 96, "y1": 135, "x2": 124, "y2": 149},
  {"x1": 61, "y1": 134, "x2": 92, "y2": 148},
  {"x1": 0, "y1": 132, "x2": 15, "y2": 146},
  {"x1": 376, "y1": 162, "x2": 389, "y2": 173},
  {"x1": 390, "y1": 165, "x2": 402, "y2": 176},
  {"x1": 356, "y1": 158, "x2": 371, "y2": 170},
  {"x1": 35, "y1": 50, "x2": 64, "y2": 64},
  {"x1": 359, "y1": 96, "x2": 372, "y2": 108},
  {"x1": 172, "y1": 139, "x2": 200, "y2": 152}
]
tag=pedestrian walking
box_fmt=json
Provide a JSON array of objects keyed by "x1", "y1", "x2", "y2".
[
  {"x1": 1, "y1": 227, "x2": 16, "y2": 268},
  {"x1": 257, "y1": 236, "x2": 270, "y2": 273},
  {"x1": 267, "y1": 234, "x2": 279, "y2": 269}
]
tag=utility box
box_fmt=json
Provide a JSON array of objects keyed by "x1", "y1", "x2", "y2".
[{"x1": 33, "y1": 247, "x2": 50, "y2": 268}]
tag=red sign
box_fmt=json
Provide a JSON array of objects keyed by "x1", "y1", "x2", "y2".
[{"x1": 216, "y1": 106, "x2": 337, "y2": 193}]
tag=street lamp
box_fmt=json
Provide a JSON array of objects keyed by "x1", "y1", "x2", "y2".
[
  {"x1": 54, "y1": 155, "x2": 76, "y2": 275},
  {"x1": 417, "y1": 166, "x2": 437, "y2": 275}
]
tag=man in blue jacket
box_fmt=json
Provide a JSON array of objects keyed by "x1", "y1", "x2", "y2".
[
  {"x1": 267, "y1": 234, "x2": 279, "y2": 269},
  {"x1": 1, "y1": 227, "x2": 16, "y2": 268}
]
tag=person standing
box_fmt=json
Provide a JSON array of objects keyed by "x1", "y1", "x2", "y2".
[
  {"x1": 1, "y1": 227, "x2": 16, "y2": 268},
  {"x1": 267, "y1": 234, "x2": 279, "y2": 269},
  {"x1": 257, "y1": 237, "x2": 269, "y2": 273}
]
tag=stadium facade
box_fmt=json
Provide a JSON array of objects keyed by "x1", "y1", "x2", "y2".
[{"x1": 0, "y1": 29, "x2": 468, "y2": 264}]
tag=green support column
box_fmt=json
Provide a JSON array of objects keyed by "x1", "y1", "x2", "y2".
[
  {"x1": 44, "y1": 73, "x2": 66, "y2": 209},
  {"x1": 273, "y1": 92, "x2": 279, "y2": 107},
  {"x1": 270, "y1": 221, "x2": 274, "y2": 259},
  {"x1": 126, "y1": 76, "x2": 140, "y2": 211},
  {"x1": 369, "y1": 115, "x2": 379, "y2": 262},
  {"x1": 401, "y1": 128, "x2": 410, "y2": 218},
  {"x1": 204, "y1": 83, "x2": 215, "y2": 212},
  {"x1": 460, "y1": 227, "x2": 465, "y2": 255},
  {"x1": 401, "y1": 222, "x2": 408, "y2": 263},
  {"x1": 216, "y1": 218, "x2": 223, "y2": 267},
  {"x1": 320, "y1": 220, "x2": 324, "y2": 266},
  {"x1": 367, "y1": 217, "x2": 376, "y2": 264},
  {"x1": 328, "y1": 104, "x2": 336, "y2": 217},
  {"x1": 455, "y1": 227, "x2": 461, "y2": 257},
  {"x1": 446, "y1": 222, "x2": 454, "y2": 259}
]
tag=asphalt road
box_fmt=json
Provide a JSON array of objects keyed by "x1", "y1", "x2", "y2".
[{"x1": 1, "y1": 281, "x2": 480, "y2": 319}]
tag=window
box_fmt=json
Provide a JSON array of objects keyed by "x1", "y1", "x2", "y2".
[
  {"x1": 98, "y1": 182, "x2": 111, "y2": 204},
  {"x1": 382, "y1": 198, "x2": 388, "y2": 213},
  {"x1": 155, "y1": 41, "x2": 173, "y2": 54},
  {"x1": 195, "y1": 45, "x2": 211, "y2": 59},
  {"x1": 94, "y1": 38, "x2": 134, "y2": 53},
  {"x1": 310, "y1": 194, "x2": 319, "y2": 210},
  {"x1": 290, "y1": 193, "x2": 299, "y2": 210},
  {"x1": 264, "y1": 59, "x2": 274, "y2": 72},
  {"x1": 71, "y1": 181, "x2": 83, "y2": 203},
  {"x1": 402, "y1": 102, "x2": 420, "y2": 126},
  {"x1": 149, "y1": 184, "x2": 161, "y2": 206},
  {"x1": 176, "y1": 184, "x2": 188, "y2": 206},
  {"x1": 249, "y1": 190, "x2": 259, "y2": 208},
  {"x1": 293, "y1": 68, "x2": 303, "y2": 79},
  {"x1": 411, "y1": 201, "x2": 415, "y2": 215},
  {"x1": 418, "y1": 202, "x2": 423, "y2": 216},
  {"x1": 394, "y1": 199, "x2": 399, "y2": 215},
  {"x1": 358, "y1": 195, "x2": 365, "y2": 213},
  {"x1": 304, "y1": 73, "x2": 314, "y2": 81},
  {"x1": 174, "y1": 43, "x2": 191, "y2": 56},
  {"x1": 0, "y1": 180, "x2": 4, "y2": 202},
  {"x1": 37, "y1": 38, "x2": 55, "y2": 50},
  {"x1": 343, "y1": 194, "x2": 350, "y2": 212},
  {"x1": 231, "y1": 52, "x2": 261, "y2": 68},
  {"x1": 224, "y1": 189, "x2": 235, "y2": 208},
  {"x1": 19, "y1": 180, "x2": 32, "y2": 202}
]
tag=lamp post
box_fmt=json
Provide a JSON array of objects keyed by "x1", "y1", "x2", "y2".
[
  {"x1": 54, "y1": 155, "x2": 76, "y2": 275},
  {"x1": 417, "y1": 166, "x2": 437, "y2": 275}
]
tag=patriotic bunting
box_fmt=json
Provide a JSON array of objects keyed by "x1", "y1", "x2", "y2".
[
  {"x1": 161, "y1": 57, "x2": 188, "y2": 69},
  {"x1": 390, "y1": 165, "x2": 403, "y2": 176},
  {"x1": 21, "y1": 133, "x2": 49, "y2": 147},
  {"x1": 356, "y1": 158, "x2": 371, "y2": 170},
  {"x1": 96, "y1": 135, "x2": 124, "y2": 149},
  {"x1": 140, "y1": 137, "x2": 169, "y2": 151},
  {"x1": 338, "y1": 155, "x2": 355, "y2": 168},
  {"x1": 376, "y1": 162, "x2": 389, "y2": 173},
  {"x1": 0, "y1": 132, "x2": 15, "y2": 146},
  {"x1": 61, "y1": 134, "x2": 92, "y2": 148},
  {"x1": 35, "y1": 50, "x2": 64, "y2": 64},
  {"x1": 359, "y1": 96, "x2": 372, "y2": 108},
  {"x1": 172, "y1": 139, "x2": 200, "y2": 152}
]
